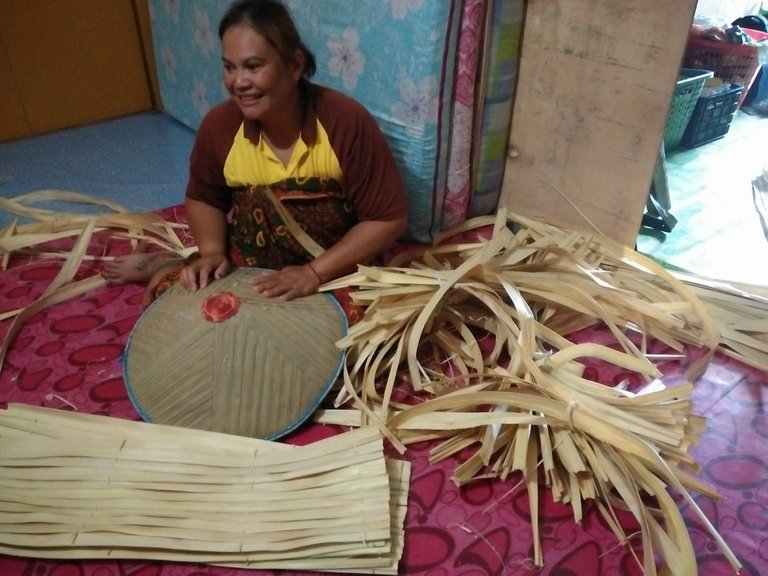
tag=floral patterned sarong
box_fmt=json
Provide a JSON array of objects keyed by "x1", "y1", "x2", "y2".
[
  {"x1": 229, "y1": 177, "x2": 357, "y2": 269},
  {"x1": 148, "y1": 177, "x2": 362, "y2": 321}
]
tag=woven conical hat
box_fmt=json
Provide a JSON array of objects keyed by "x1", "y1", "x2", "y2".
[{"x1": 123, "y1": 268, "x2": 347, "y2": 439}]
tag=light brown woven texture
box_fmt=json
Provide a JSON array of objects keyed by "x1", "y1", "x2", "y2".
[
  {"x1": 124, "y1": 268, "x2": 346, "y2": 439},
  {"x1": 0, "y1": 404, "x2": 409, "y2": 573},
  {"x1": 318, "y1": 209, "x2": 752, "y2": 575}
]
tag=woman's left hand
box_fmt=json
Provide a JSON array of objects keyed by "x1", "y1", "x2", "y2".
[{"x1": 250, "y1": 264, "x2": 321, "y2": 300}]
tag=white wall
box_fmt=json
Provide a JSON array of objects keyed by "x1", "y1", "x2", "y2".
[{"x1": 694, "y1": 0, "x2": 764, "y2": 26}]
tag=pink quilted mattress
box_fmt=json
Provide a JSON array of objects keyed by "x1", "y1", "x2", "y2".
[{"x1": 1, "y1": 207, "x2": 766, "y2": 576}]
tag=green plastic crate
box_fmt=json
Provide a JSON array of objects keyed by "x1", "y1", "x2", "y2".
[{"x1": 663, "y1": 68, "x2": 714, "y2": 152}]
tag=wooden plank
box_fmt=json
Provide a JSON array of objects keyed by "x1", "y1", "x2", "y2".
[{"x1": 499, "y1": 0, "x2": 697, "y2": 246}]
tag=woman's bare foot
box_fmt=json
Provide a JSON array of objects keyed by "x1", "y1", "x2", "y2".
[
  {"x1": 102, "y1": 252, "x2": 185, "y2": 285},
  {"x1": 140, "y1": 259, "x2": 189, "y2": 305}
]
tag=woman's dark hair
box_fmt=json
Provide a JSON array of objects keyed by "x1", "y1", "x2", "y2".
[{"x1": 219, "y1": 0, "x2": 317, "y2": 79}]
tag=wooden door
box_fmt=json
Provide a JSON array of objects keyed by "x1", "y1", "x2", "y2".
[
  {"x1": 0, "y1": 0, "x2": 155, "y2": 143},
  {"x1": 499, "y1": 0, "x2": 697, "y2": 246}
]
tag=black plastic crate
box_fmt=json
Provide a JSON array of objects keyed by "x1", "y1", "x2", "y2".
[{"x1": 680, "y1": 84, "x2": 743, "y2": 148}]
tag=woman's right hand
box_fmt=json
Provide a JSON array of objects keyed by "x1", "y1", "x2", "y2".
[{"x1": 179, "y1": 254, "x2": 232, "y2": 291}]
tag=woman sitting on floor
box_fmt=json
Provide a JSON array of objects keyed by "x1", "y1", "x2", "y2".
[{"x1": 103, "y1": 0, "x2": 408, "y2": 304}]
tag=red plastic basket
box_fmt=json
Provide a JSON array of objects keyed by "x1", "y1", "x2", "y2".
[{"x1": 683, "y1": 28, "x2": 768, "y2": 108}]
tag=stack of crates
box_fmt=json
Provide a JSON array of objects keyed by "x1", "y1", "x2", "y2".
[{"x1": 673, "y1": 28, "x2": 768, "y2": 148}]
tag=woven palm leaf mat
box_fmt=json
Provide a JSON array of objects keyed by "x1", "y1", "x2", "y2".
[{"x1": 123, "y1": 268, "x2": 347, "y2": 439}]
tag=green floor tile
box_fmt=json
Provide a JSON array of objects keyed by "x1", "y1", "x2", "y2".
[{"x1": 637, "y1": 110, "x2": 768, "y2": 286}]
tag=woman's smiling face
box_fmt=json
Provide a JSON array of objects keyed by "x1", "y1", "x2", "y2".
[{"x1": 220, "y1": 23, "x2": 302, "y2": 121}]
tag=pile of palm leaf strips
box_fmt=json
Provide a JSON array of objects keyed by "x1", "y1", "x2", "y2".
[
  {"x1": 316, "y1": 209, "x2": 768, "y2": 575},
  {"x1": 2, "y1": 192, "x2": 768, "y2": 574}
]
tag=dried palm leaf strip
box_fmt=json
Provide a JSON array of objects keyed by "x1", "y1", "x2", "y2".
[
  {"x1": 0, "y1": 192, "x2": 193, "y2": 374},
  {"x1": 0, "y1": 212, "x2": 189, "y2": 257},
  {"x1": 0, "y1": 219, "x2": 107, "y2": 368},
  {"x1": 318, "y1": 210, "x2": 742, "y2": 574},
  {"x1": 0, "y1": 191, "x2": 189, "y2": 268},
  {"x1": 325, "y1": 378, "x2": 730, "y2": 573},
  {"x1": 0, "y1": 189, "x2": 130, "y2": 219},
  {"x1": 328, "y1": 222, "x2": 716, "y2": 404},
  {"x1": 324, "y1": 210, "x2": 720, "y2": 411},
  {"x1": 0, "y1": 404, "x2": 408, "y2": 573},
  {"x1": 669, "y1": 270, "x2": 768, "y2": 371},
  {"x1": 0, "y1": 275, "x2": 107, "y2": 366}
]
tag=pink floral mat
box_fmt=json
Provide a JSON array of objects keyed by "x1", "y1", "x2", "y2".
[{"x1": 1, "y1": 208, "x2": 766, "y2": 576}]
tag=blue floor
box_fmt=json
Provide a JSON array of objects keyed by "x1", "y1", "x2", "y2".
[{"x1": 0, "y1": 112, "x2": 195, "y2": 226}]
